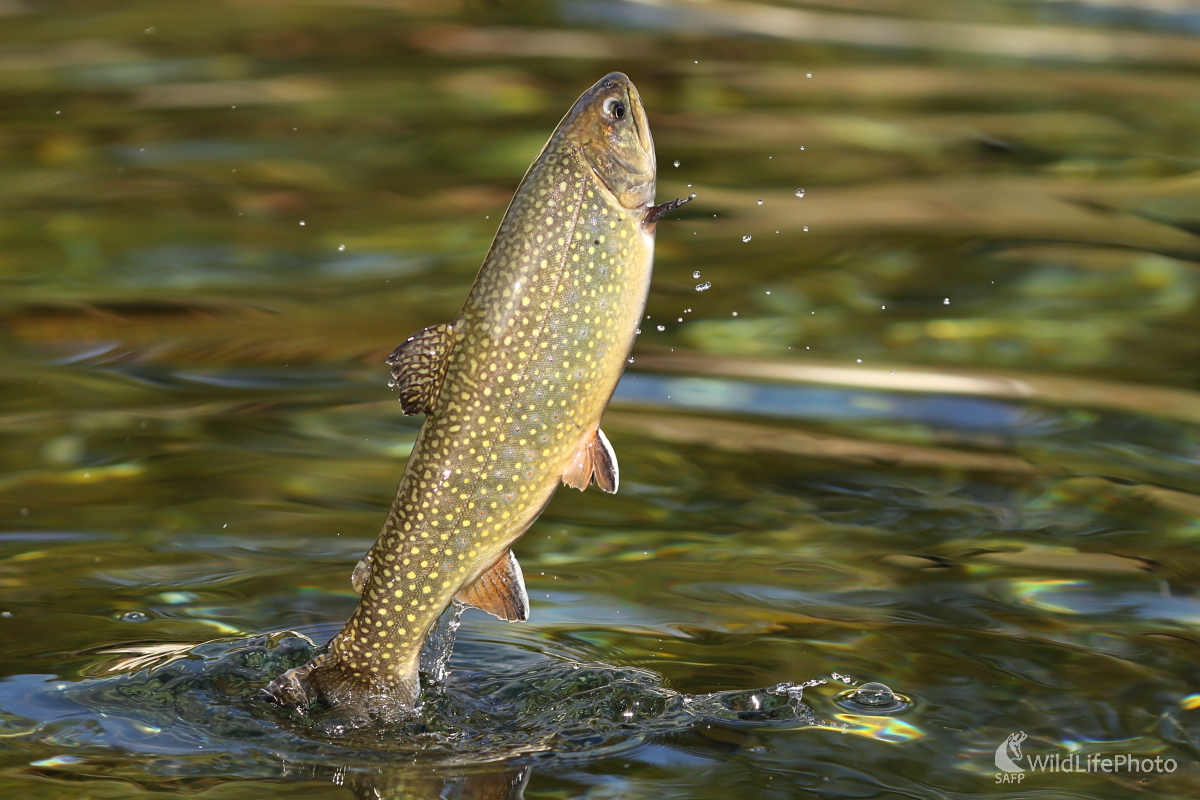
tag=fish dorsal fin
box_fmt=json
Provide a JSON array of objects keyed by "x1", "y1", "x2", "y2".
[
  {"x1": 350, "y1": 554, "x2": 372, "y2": 594},
  {"x1": 386, "y1": 323, "x2": 456, "y2": 415},
  {"x1": 455, "y1": 549, "x2": 529, "y2": 622},
  {"x1": 562, "y1": 427, "x2": 619, "y2": 494}
]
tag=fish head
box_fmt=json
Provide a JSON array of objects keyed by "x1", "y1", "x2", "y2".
[{"x1": 562, "y1": 72, "x2": 656, "y2": 211}]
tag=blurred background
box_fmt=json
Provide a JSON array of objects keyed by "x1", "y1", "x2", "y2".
[{"x1": 1, "y1": 1, "x2": 1200, "y2": 798}]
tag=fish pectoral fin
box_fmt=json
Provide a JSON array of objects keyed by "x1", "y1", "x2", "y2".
[
  {"x1": 643, "y1": 194, "x2": 695, "y2": 226},
  {"x1": 562, "y1": 427, "x2": 619, "y2": 494},
  {"x1": 455, "y1": 549, "x2": 529, "y2": 622},
  {"x1": 350, "y1": 553, "x2": 372, "y2": 594},
  {"x1": 385, "y1": 322, "x2": 456, "y2": 415}
]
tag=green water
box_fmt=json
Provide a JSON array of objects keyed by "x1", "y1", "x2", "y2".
[{"x1": 2, "y1": 0, "x2": 1200, "y2": 797}]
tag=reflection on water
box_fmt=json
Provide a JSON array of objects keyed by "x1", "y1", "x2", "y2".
[{"x1": 1, "y1": 0, "x2": 1199, "y2": 798}]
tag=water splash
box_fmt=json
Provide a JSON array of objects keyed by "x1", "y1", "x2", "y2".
[
  {"x1": 0, "y1": 634, "x2": 843, "y2": 783},
  {"x1": 419, "y1": 601, "x2": 466, "y2": 685}
]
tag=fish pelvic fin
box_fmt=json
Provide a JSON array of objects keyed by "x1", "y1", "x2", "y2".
[
  {"x1": 262, "y1": 649, "x2": 423, "y2": 723},
  {"x1": 386, "y1": 323, "x2": 456, "y2": 415},
  {"x1": 455, "y1": 549, "x2": 530, "y2": 622},
  {"x1": 562, "y1": 427, "x2": 619, "y2": 494}
]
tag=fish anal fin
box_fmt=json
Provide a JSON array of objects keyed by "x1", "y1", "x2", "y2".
[
  {"x1": 455, "y1": 549, "x2": 529, "y2": 622},
  {"x1": 562, "y1": 427, "x2": 619, "y2": 494},
  {"x1": 386, "y1": 323, "x2": 456, "y2": 415}
]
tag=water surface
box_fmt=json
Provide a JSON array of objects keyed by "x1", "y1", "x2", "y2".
[{"x1": 2, "y1": 1, "x2": 1200, "y2": 797}]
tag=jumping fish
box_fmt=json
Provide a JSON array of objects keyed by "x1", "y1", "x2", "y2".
[{"x1": 264, "y1": 72, "x2": 691, "y2": 722}]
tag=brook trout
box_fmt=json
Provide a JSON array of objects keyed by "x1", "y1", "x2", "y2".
[{"x1": 264, "y1": 72, "x2": 690, "y2": 722}]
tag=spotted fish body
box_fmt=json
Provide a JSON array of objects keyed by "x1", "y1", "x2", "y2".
[{"x1": 263, "y1": 73, "x2": 689, "y2": 722}]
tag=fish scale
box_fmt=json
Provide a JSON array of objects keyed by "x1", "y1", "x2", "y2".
[{"x1": 263, "y1": 72, "x2": 691, "y2": 722}]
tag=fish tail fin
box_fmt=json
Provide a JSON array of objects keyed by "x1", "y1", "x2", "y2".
[
  {"x1": 260, "y1": 652, "x2": 325, "y2": 711},
  {"x1": 261, "y1": 651, "x2": 422, "y2": 723}
]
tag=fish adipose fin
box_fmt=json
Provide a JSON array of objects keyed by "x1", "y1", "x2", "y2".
[
  {"x1": 455, "y1": 549, "x2": 529, "y2": 622},
  {"x1": 386, "y1": 323, "x2": 456, "y2": 415},
  {"x1": 562, "y1": 427, "x2": 619, "y2": 494}
]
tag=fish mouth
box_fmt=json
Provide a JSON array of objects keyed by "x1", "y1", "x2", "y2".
[
  {"x1": 626, "y1": 81, "x2": 654, "y2": 171},
  {"x1": 620, "y1": 81, "x2": 656, "y2": 208}
]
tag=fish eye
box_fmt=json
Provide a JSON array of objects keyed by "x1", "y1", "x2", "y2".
[{"x1": 603, "y1": 97, "x2": 626, "y2": 120}]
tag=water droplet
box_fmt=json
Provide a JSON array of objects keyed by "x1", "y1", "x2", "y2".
[
  {"x1": 800, "y1": 145, "x2": 805, "y2": 150},
  {"x1": 857, "y1": 684, "x2": 892, "y2": 704},
  {"x1": 656, "y1": 325, "x2": 665, "y2": 332},
  {"x1": 338, "y1": 244, "x2": 346, "y2": 252},
  {"x1": 806, "y1": 72, "x2": 813, "y2": 78},
  {"x1": 693, "y1": 270, "x2": 701, "y2": 279},
  {"x1": 122, "y1": 611, "x2": 150, "y2": 623},
  {"x1": 795, "y1": 188, "x2": 805, "y2": 198},
  {"x1": 833, "y1": 682, "x2": 910, "y2": 715},
  {"x1": 677, "y1": 317, "x2": 683, "y2": 322},
  {"x1": 695, "y1": 282, "x2": 711, "y2": 292},
  {"x1": 765, "y1": 290, "x2": 771, "y2": 295},
  {"x1": 943, "y1": 298, "x2": 950, "y2": 305},
  {"x1": 627, "y1": 357, "x2": 635, "y2": 363},
  {"x1": 635, "y1": 328, "x2": 641, "y2": 334},
  {"x1": 731, "y1": 311, "x2": 738, "y2": 317},
  {"x1": 756, "y1": 199, "x2": 764, "y2": 205},
  {"x1": 673, "y1": 160, "x2": 680, "y2": 167},
  {"x1": 299, "y1": 221, "x2": 305, "y2": 226},
  {"x1": 742, "y1": 235, "x2": 752, "y2": 243},
  {"x1": 881, "y1": 305, "x2": 886, "y2": 309},
  {"x1": 856, "y1": 358, "x2": 862, "y2": 363},
  {"x1": 387, "y1": 379, "x2": 396, "y2": 389}
]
